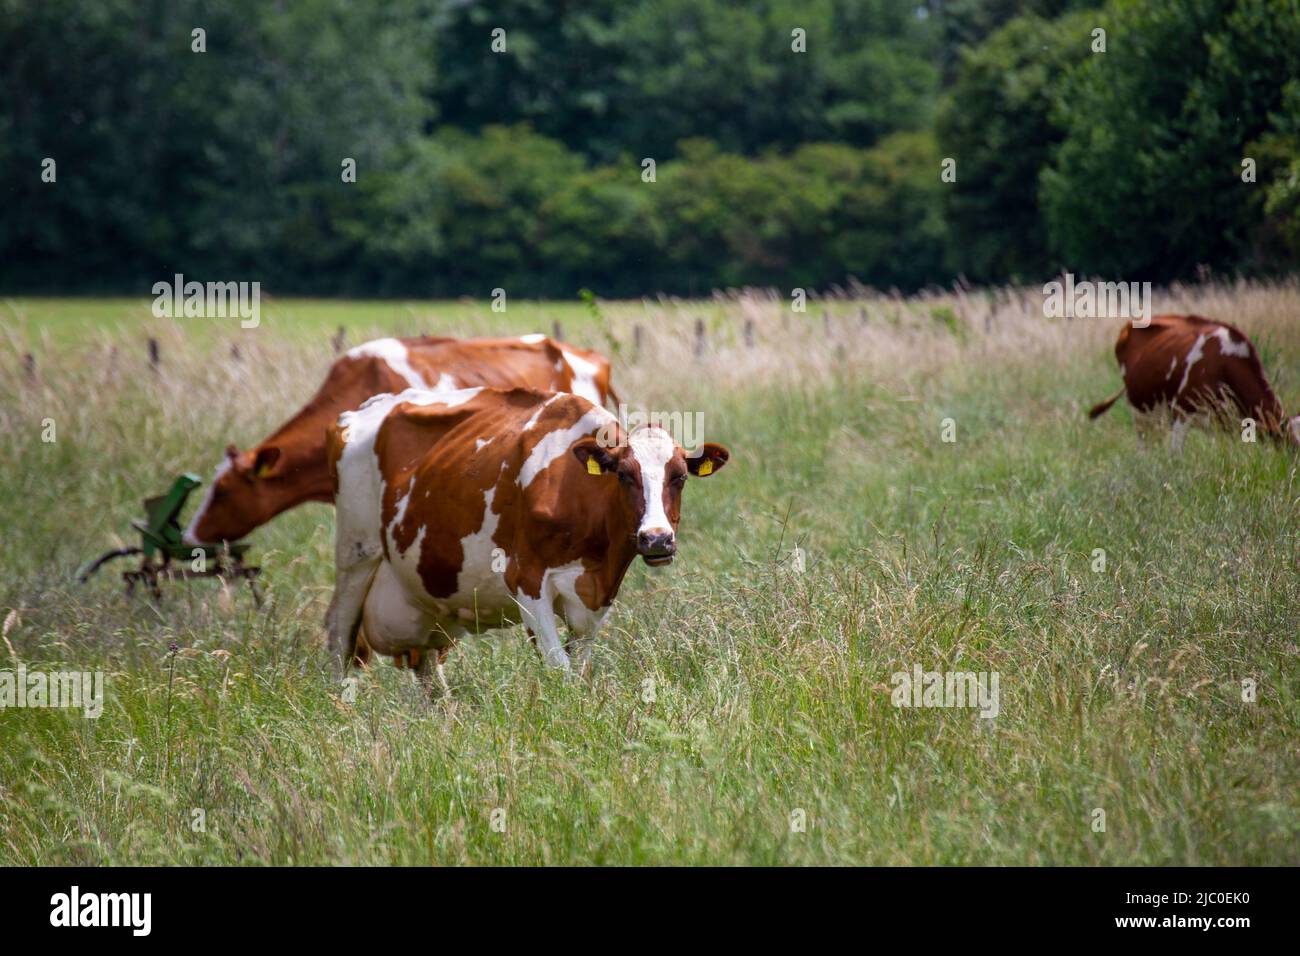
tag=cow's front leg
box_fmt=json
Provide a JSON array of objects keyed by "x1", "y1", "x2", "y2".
[
  {"x1": 533, "y1": 625, "x2": 573, "y2": 672},
  {"x1": 566, "y1": 633, "x2": 594, "y2": 682},
  {"x1": 521, "y1": 619, "x2": 572, "y2": 673}
]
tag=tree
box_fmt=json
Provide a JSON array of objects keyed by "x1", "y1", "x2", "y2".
[
  {"x1": 1040, "y1": 0, "x2": 1300, "y2": 280},
  {"x1": 937, "y1": 8, "x2": 1101, "y2": 282}
]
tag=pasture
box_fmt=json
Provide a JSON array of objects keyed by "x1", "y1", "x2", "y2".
[{"x1": 1, "y1": 285, "x2": 1298, "y2": 865}]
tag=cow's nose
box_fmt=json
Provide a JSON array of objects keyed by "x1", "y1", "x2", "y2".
[{"x1": 637, "y1": 529, "x2": 676, "y2": 556}]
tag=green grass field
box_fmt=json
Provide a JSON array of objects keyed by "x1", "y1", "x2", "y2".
[{"x1": 1, "y1": 286, "x2": 1298, "y2": 865}]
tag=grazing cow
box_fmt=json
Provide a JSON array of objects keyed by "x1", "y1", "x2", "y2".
[
  {"x1": 1088, "y1": 315, "x2": 1300, "y2": 449},
  {"x1": 185, "y1": 335, "x2": 618, "y2": 545},
  {"x1": 326, "y1": 386, "x2": 730, "y2": 688}
]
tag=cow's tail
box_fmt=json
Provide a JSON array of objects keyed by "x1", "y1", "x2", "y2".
[{"x1": 1088, "y1": 388, "x2": 1125, "y2": 420}]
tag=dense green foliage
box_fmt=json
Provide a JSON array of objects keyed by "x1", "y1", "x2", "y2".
[
  {"x1": 1, "y1": 0, "x2": 1296, "y2": 296},
  {"x1": 1040, "y1": 0, "x2": 1300, "y2": 280},
  {"x1": 937, "y1": 8, "x2": 1100, "y2": 282}
]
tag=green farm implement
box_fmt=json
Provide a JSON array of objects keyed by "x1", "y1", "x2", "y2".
[{"x1": 79, "y1": 473, "x2": 264, "y2": 604}]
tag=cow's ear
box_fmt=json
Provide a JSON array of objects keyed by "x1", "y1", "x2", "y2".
[
  {"x1": 572, "y1": 437, "x2": 616, "y2": 475},
  {"x1": 687, "y1": 443, "x2": 730, "y2": 477},
  {"x1": 252, "y1": 445, "x2": 281, "y2": 479}
]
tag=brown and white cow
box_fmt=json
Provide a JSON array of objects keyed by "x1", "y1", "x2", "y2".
[
  {"x1": 185, "y1": 335, "x2": 618, "y2": 545},
  {"x1": 1089, "y1": 315, "x2": 1300, "y2": 449},
  {"x1": 326, "y1": 386, "x2": 730, "y2": 688}
]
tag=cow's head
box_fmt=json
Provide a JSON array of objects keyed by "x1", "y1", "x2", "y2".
[
  {"x1": 571, "y1": 425, "x2": 730, "y2": 566},
  {"x1": 184, "y1": 443, "x2": 285, "y2": 545}
]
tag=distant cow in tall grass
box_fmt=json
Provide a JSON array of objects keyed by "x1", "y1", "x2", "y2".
[{"x1": 1088, "y1": 315, "x2": 1300, "y2": 450}]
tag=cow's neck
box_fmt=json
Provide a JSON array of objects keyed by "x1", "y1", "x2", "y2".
[
  {"x1": 587, "y1": 486, "x2": 641, "y2": 606},
  {"x1": 256, "y1": 406, "x2": 338, "y2": 504}
]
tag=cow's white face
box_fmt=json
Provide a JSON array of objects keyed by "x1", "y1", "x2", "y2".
[{"x1": 572, "y1": 426, "x2": 730, "y2": 566}]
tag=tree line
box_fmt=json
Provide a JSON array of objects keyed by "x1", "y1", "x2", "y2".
[{"x1": 1, "y1": 0, "x2": 1296, "y2": 298}]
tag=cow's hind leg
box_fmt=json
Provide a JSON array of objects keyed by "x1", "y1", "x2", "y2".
[
  {"x1": 329, "y1": 557, "x2": 380, "y2": 672},
  {"x1": 414, "y1": 647, "x2": 452, "y2": 700}
]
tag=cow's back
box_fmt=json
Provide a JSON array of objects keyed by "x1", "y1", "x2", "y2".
[{"x1": 401, "y1": 335, "x2": 612, "y2": 405}]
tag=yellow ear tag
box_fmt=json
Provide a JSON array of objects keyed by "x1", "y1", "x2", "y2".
[
  {"x1": 587, "y1": 457, "x2": 602, "y2": 476},
  {"x1": 256, "y1": 463, "x2": 275, "y2": 478},
  {"x1": 697, "y1": 458, "x2": 713, "y2": 476}
]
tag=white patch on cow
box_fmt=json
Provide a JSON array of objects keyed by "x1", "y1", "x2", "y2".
[
  {"x1": 628, "y1": 426, "x2": 676, "y2": 536},
  {"x1": 475, "y1": 438, "x2": 492, "y2": 452},
  {"x1": 512, "y1": 560, "x2": 607, "y2": 670},
  {"x1": 520, "y1": 333, "x2": 547, "y2": 345},
  {"x1": 335, "y1": 402, "x2": 395, "y2": 557},
  {"x1": 330, "y1": 394, "x2": 398, "y2": 661},
  {"x1": 552, "y1": 561, "x2": 610, "y2": 637},
  {"x1": 561, "y1": 350, "x2": 602, "y2": 405},
  {"x1": 452, "y1": 487, "x2": 509, "y2": 607},
  {"x1": 389, "y1": 523, "x2": 425, "y2": 581},
  {"x1": 1166, "y1": 355, "x2": 1177, "y2": 380},
  {"x1": 1177, "y1": 334, "x2": 1208, "y2": 395},
  {"x1": 519, "y1": 405, "x2": 616, "y2": 488},
  {"x1": 182, "y1": 457, "x2": 231, "y2": 545},
  {"x1": 522, "y1": 393, "x2": 562, "y2": 431},
  {"x1": 1213, "y1": 326, "x2": 1251, "y2": 358},
  {"x1": 432, "y1": 372, "x2": 459, "y2": 391},
  {"x1": 346, "y1": 338, "x2": 428, "y2": 389},
  {"x1": 386, "y1": 483, "x2": 413, "y2": 554},
  {"x1": 344, "y1": 387, "x2": 484, "y2": 444}
]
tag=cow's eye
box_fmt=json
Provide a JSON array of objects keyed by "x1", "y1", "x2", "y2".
[
  {"x1": 618, "y1": 471, "x2": 634, "y2": 485},
  {"x1": 670, "y1": 474, "x2": 687, "y2": 488}
]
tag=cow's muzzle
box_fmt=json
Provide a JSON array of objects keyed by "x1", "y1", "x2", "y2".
[{"x1": 637, "y1": 529, "x2": 676, "y2": 566}]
